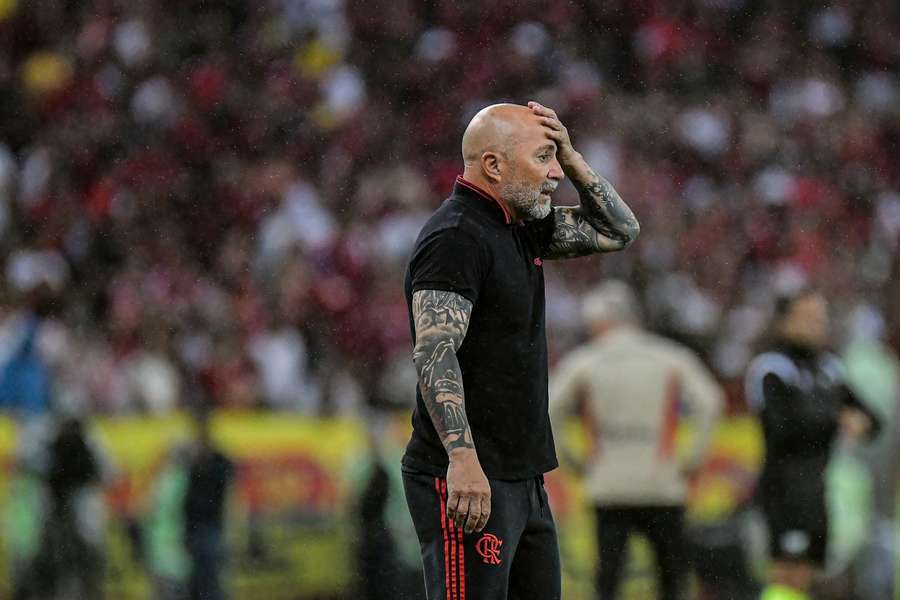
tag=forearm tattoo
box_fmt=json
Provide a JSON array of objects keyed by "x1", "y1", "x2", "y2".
[
  {"x1": 545, "y1": 169, "x2": 640, "y2": 259},
  {"x1": 412, "y1": 290, "x2": 475, "y2": 453}
]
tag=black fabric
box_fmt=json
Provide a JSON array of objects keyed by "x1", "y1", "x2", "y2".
[
  {"x1": 403, "y1": 179, "x2": 558, "y2": 480},
  {"x1": 47, "y1": 419, "x2": 99, "y2": 513},
  {"x1": 763, "y1": 502, "x2": 828, "y2": 566},
  {"x1": 402, "y1": 468, "x2": 560, "y2": 600},
  {"x1": 594, "y1": 505, "x2": 687, "y2": 600},
  {"x1": 184, "y1": 449, "x2": 233, "y2": 530}
]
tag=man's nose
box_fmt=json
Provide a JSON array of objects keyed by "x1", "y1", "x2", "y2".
[{"x1": 548, "y1": 158, "x2": 564, "y2": 180}]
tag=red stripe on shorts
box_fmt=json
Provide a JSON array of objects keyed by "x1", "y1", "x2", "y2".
[
  {"x1": 457, "y1": 515, "x2": 466, "y2": 600},
  {"x1": 436, "y1": 478, "x2": 452, "y2": 599},
  {"x1": 445, "y1": 479, "x2": 458, "y2": 599}
]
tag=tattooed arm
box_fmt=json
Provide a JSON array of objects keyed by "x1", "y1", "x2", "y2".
[
  {"x1": 545, "y1": 168, "x2": 640, "y2": 258},
  {"x1": 412, "y1": 289, "x2": 490, "y2": 533},
  {"x1": 412, "y1": 289, "x2": 475, "y2": 453},
  {"x1": 529, "y1": 101, "x2": 640, "y2": 259}
]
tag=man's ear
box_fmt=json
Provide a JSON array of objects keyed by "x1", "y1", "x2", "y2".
[{"x1": 481, "y1": 152, "x2": 502, "y2": 183}]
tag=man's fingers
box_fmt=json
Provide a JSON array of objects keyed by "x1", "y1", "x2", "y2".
[
  {"x1": 463, "y1": 503, "x2": 481, "y2": 534},
  {"x1": 474, "y1": 496, "x2": 491, "y2": 532},
  {"x1": 530, "y1": 103, "x2": 559, "y2": 120},
  {"x1": 543, "y1": 129, "x2": 565, "y2": 144},
  {"x1": 454, "y1": 496, "x2": 471, "y2": 529},
  {"x1": 446, "y1": 490, "x2": 461, "y2": 522},
  {"x1": 539, "y1": 116, "x2": 561, "y2": 130}
]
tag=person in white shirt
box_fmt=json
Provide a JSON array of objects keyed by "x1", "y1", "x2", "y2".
[{"x1": 550, "y1": 280, "x2": 723, "y2": 600}]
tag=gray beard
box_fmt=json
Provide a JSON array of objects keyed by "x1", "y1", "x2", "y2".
[{"x1": 501, "y1": 182, "x2": 552, "y2": 221}]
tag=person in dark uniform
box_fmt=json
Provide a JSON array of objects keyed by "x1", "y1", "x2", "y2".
[
  {"x1": 183, "y1": 408, "x2": 234, "y2": 600},
  {"x1": 745, "y1": 289, "x2": 880, "y2": 600},
  {"x1": 402, "y1": 101, "x2": 640, "y2": 600}
]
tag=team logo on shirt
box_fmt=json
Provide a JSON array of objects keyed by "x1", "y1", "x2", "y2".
[{"x1": 475, "y1": 532, "x2": 503, "y2": 565}]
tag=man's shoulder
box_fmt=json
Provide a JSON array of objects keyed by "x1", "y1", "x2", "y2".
[
  {"x1": 616, "y1": 329, "x2": 699, "y2": 365},
  {"x1": 746, "y1": 350, "x2": 801, "y2": 385},
  {"x1": 415, "y1": 198, "x2": 493, "y2": 247}
]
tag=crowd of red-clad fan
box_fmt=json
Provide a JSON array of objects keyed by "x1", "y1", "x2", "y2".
[{"x1": 0, "y1": 0, "x2": 897, "y2": 416}]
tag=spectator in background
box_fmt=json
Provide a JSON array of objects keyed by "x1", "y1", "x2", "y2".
[
  {"x1": 12, "y1": 414, "x2": 112, "y2": 600},
  {"x1": 143, "y1": 443, "x2": 191, "y2": 600},
  {"x1": 183, "y1": 408, "x2": 234, "y2": 600},
  {"x1": 838, "y1": 304, "x2": 898, "y2": 600},
  {"x1": 0, "y1": 276, "x2": 65, "y2": 418},
  {"x1": 550, "y1": 280, "x2": 723, "y2": 600},
  {"x1": 0, "y1": 0, "x2": 895, "y2": 420},
  {"x1": 745, "y1": 288, "x2": 880, "y2": 600},
  {"x1": 351, "y1": 411, "x2": 423, "y2": 600}
]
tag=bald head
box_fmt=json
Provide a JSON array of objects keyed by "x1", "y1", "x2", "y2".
[
  {"x1": 459, "y1": 102, "x2": 563, "y2": 222},
  {"x1": 461, "y1": 103, "x2": 537, "y2": 165}
]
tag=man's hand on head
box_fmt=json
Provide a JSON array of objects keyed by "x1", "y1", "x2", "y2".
[
  {"x1": 528, "y1": 101, "x2": 579, "y2": 166},
  {"x1": 528, "y1": 100, "x2": 640, "y2": 257}
]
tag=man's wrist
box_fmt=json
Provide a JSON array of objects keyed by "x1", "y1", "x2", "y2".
[
  {"x1": 448, "y1": 446, "x2": 478, "y2": 462},
  {"x1": 562, "y1": 151, "x2": 594, "y2": 183},
  {"x1": 559, "y1": 148, "x2": 582, "y2": 169}
]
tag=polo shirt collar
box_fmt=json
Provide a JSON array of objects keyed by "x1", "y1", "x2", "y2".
[{"x1": 454, "y1": 175, "x2": 513, "y2": 225}]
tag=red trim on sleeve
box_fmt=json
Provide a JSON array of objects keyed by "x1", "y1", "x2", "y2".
[
  {"x1": 657, "y1": 374, "x2": 681, "y2": 459},
  {"x1": 577, "y1": 384, "x2": 601, "y2": 459}
]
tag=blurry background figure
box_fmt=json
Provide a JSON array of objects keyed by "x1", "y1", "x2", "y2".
[
  {"x1": 143, "y1": 442, "x2": 192, "y2": 600},
  {"x1": 0, "y1": 0, "x2": 895, "y2": 597},
  {"x1": 350, "y1": 410, "x2": 423, "y2": 600},
  {"x1": 9, "y1": 414, "x2": 112, "y2": 600},
  {"x1": 183, "y1": 407, "x2": 234, "y2": 600},
  {"x1": 550, "y1": 280, "x2": 723, "y2": 600},
  {"x1": 0, "y1": 276, "x2": 66, "y2": 418},
  {"x1": 829, "y1": 304, "x2": 898, "y2": 600},
  {"x1": 745, "y1": 289, "x2": 880, "y2": 600}
]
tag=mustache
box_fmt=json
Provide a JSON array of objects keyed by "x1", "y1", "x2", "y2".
[{"x1": 541, "y1": 183, "x2": 557, "y2": 194}]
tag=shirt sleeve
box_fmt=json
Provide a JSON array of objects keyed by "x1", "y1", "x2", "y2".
[
  {"x1": 822, "y1": 353, "x2": 883, "y2": 439},
  {"x1": 409, "y1": 227, "x2": 488, "y2": 305},
  {"x1": 549, "y1": 352, "x2": 591, "y2": 468},
  {"x1": 675, "y1": 351, "x2": 723, "y2": 471},
  {"x1": 838, "y1": 383, "x2": 883, "y2": 439}
]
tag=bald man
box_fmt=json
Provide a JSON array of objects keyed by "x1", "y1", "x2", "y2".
[{"x1": 402, "y1": 102, "x2": 639, "y2": 600}]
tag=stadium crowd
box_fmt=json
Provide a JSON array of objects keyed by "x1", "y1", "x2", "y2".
[{"x1": 0, "y1": 0, "x2": 898, "y2": 418}]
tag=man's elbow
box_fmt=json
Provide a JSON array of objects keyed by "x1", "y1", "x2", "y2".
[
  {"x1": 622, "y1": 219, "x2": 640, "y2": 247},
  {"x1": 600, "y1": 222, "x2": 640, "y2": 252}
]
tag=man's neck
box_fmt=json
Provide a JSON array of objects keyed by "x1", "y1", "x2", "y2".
[{"x1": 460, "y1": 170, "x2": 518, "y2": 221}]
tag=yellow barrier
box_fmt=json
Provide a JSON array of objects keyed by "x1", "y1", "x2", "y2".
[{"x1": 0, "y1": 413, "x2": 763, "y2": 600}]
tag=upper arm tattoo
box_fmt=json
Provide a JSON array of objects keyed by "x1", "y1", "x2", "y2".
[
  {"x1": 545, "y1": 170, "x2": 640, "y2": 259},
  {"x1": 411, "y1": 290, "x2": 475, "y2": 453}
]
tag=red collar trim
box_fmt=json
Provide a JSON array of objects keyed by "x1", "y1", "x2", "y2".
[{"x1": 455, "y1": 175, "x2": 512, "y2": 225}]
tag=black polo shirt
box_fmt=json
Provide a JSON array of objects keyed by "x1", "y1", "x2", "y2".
[{"x1": 402, "y1": 176, "x2": 559, "y2": 480}]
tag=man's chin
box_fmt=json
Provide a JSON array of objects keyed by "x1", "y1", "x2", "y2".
[{"x1": 524, "y1": 203, "x2": 552, "y2": 221}]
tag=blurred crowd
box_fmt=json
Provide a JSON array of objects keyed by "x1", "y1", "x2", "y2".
[{"x1": 0, "y1": 0, "x2": 898, "y2": 417}]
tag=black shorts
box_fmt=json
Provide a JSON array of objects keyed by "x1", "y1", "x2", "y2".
[
  {"x1": 762, "y1": 500, "x2": 829, "y2": 566},
  {"x1": 402, "y1": 469, "x2": 561, "y2": 600}
]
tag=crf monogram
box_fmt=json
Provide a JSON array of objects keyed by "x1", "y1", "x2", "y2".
[{"x1": 475, "y1": 533, "x2": 503, "y2": 565}]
